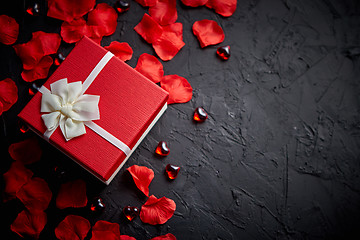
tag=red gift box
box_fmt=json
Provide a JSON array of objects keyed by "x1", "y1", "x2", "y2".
[{"x1": 19, "y1": 37, "x2": 168, "y2": 184}]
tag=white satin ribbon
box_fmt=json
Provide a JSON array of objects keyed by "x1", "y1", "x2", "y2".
[{"x1": 39, "y1": 51, "x2": 131, "y2": 156}]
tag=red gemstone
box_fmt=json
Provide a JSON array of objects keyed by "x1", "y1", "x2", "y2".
[
  {"x1": 155, "y1": 141, "x2": 170, "y2": 156},
  {"x1": 123, "y1": 206, "x2": 139, "y2": 221},
  {"x1": 216, "y1": 46, "x2": 230, "y2": 60},
  {"x1": 28, "y1": 83, "x2": 40, "y2": 96},
  {"x1": 165, "y1": 164, "x2": 180, "y2": 180},
  {"x1": 193, "y1": 107, "x2": 208, "y2": 122},
  {"x1": 18, "y1": 120, "x2": 29, "y2": 133},
  {"x1": 90, "y1": 197, "x2": 106, "y2": 213},
  {"x1": 54, "y1": 53, "x2": 66, "y2": 66},
  {"x1": 26, "y1": 3, "x2": 40, "y2": 16},
  {"x1": 115, "y1": 0, "x2": 130, "y2": 13}
]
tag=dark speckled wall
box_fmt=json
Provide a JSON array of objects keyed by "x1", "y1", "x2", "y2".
[{"x1": 1, "y1": 0, "x2": 360, "y2": 239}]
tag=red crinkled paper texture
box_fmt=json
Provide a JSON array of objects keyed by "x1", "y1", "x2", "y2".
[
  {"x1": 21, "y1": 55, "x2": 53, "y2": 82},
  {"x1": 181, "y1": 0, "x2": 208, "y2": 7},
  {"x1": 0, "y1": 15, "x2": 19, "y2": 45},
  {"x1": 150, "y1": 233, "x2": 177, "y2": 240},
  {"x1": 134, "y1": 13, "x2": 163, "y2": 44},
  {"x1": 91, "y1": 220, "x2": 120, "y2": 240},
  {"x1": 60, "y1": 3, "x2": 117, "y2": 44},
  {"x1": 140, "y1": 195, "x2": 176, "y2": 225},
  {"x1": 160, "y1": 75, "x2": 193, "y2": 104},
  {"x1": 8, "y1": 137, "x2": 42, "y2": 165},
  {"x1": 47, "y1": 0, "x2": 96, "y2": 22},
  {"x1": 149, "y1": 0, "x2": 178, "y2": 26},
  {"x1": 55, "y1": 215, "x2": 91, "y2": 240},
  {"x1": 120, "y1": 235, "x2": 136, "y2": 240},
  {"x1": 135, "y1": 0, "x2": 159, "y2": 7},
  {"x1": 205, "y1": 0, "x2": 237, "y2": 17},
  {"x1": 16, "y1": 177, "x2": 52, "y2": 211},
  {"x1": 10, "y1": 209, "x2": 47, "y2": 239},
  {"x1": 56, "y1": 179, "x2": 88, "y2": 209},
  {"x1": 0, "y1": 78, "x2": 18, "y2": 115},
  {"x1": 127, "y1": 165, "x2": 154, "y2": 197},
  {"x1": 135, "y1": 53, "x2": 164, "y2": 83},
  {"x1": 192, "y1": 19, "x2": 224, "y2": 48},
  {"x1": 104, "y1": 42, "x2": 133, "y2": 61},
  {"x1": 3, "y1": 162, "x2": 33, "y2": 202},
  {"x1": 87, "y1": 3, "x2": 118, "y2": 38}
]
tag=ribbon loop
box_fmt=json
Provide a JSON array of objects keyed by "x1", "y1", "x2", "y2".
[{"x1": 40, "y1": 78, "x2": 100, "y2": 141}]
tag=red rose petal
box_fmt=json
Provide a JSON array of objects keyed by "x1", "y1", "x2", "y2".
[
  {"x1": 135, "y1": 53, "x2": 164, "y2": 83},
  {"x1": 120, "y1": 235, "x2": 136, "y2": 240},
  {"x1": 135, "y1": 0, "x2": 159, "y2": 7},
  {"x1": 91, "y1": 220, "x2": 120, "y2": 240},
  {"x1": 149, "y1": 0, "x2": 177, "y2": 26},
  {"x1": 87, "y1": 3, "x2": 118, "y2": 38},
  {"x1": 56, "y1": 179, "x2": 88, "y2": 209},
  {"x1": 150, "y1": 233, "x2": 177, "y2": 240},
  {"x1": 104, "y1": 42, "x2": 133, "y2": 61},
  {"x1": 134, "y1": 13, "x2": 163, "y2": 44},
  {"x1": 3, "y1": 162, "x2": 33, "y2": 202},
  {"x1": 163, "y1": 22, "x2": 183, "y2": 41},
  {"x1": 160, "y1": 75, "x2": 193, "y2": 104},
  {"x1": 140, "y1": 195, "x2": 176, "y2": 225},
  {"x1": 205, "y1": 0, "x2": 237, "y2": 17},
  {"x1": 32, "y1": 31, "x2": 62, "y2": 56},
  {"x1": 10, "y1": 209, "x2": 47, "y2": 239},
  {"x1": 61, "y1": 18, "x2": 88, "y2": 44},
  {"x1": 13, "y1": 31, "x2": 61, "y2": 70},
  {"x1": 0, "y1": 15, "x2": 19, "y2": 45},
  {"x1": 16, "y1": 177, "x2": 52, "y2": 211},
  {"x1": 0, "y1": 78, "x2": 18, "y2": 113},
  {"x1": 192, "y1": 19, "x2": 224, "y2": 48},
  {"x1": 127, "y1": 165, "x2": 154, "y2": 197},
  {"x1": 21, "y1": 55, "x2": 53, "y2": 82},
  {"x1": 8, "y1": 137, "x2": 42, "y2": 165},
  {"x1": 13, "y1": 39, "x2": 44, "y2": 70},
  {"x1": 153, "y1": 31, "x2": 185, "y2": 61},
  {"x1": 181, "y1": 0, "x2": 208, "y2": 7},
  {"x1": 47, "y1": 0, "x2": 96, "y2": 22},
  {"x1": 55, "y1": 215, "x2": 91, "y2": 240}
]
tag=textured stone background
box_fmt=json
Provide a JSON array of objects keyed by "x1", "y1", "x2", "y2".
[{"x1": 1, "y1": 0, "x2": 360, "y2": 239}]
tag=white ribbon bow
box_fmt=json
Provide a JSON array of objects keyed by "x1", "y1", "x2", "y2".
[{"x1": 40, "y1": 78, "x2": 100, "y2": 141}]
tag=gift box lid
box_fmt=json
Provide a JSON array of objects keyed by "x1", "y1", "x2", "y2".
[{"x1": 18, "y1": 37, "x2": 168, "y2": 183}]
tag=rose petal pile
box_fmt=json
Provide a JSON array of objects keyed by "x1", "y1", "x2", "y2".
[
  {"x1": 13, "y1": 31, "x2": 61, "y2": 82},
  {"x1": 61, "y1": 3, "x2": 117, "y2": 44},
  {"x1": 3, "y1": 161, "x2": 52, "y2": 239},
  {"x1": 134, "y1": 13, "x2": 185, "y2": 61},
  {"x1": 134, "y1": 53, "x2": 193, "y2": 104}
]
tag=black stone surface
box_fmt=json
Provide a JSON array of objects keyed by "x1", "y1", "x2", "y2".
[{"x1": 1, "y1": 0, "x2": 360, "y2": 239}]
